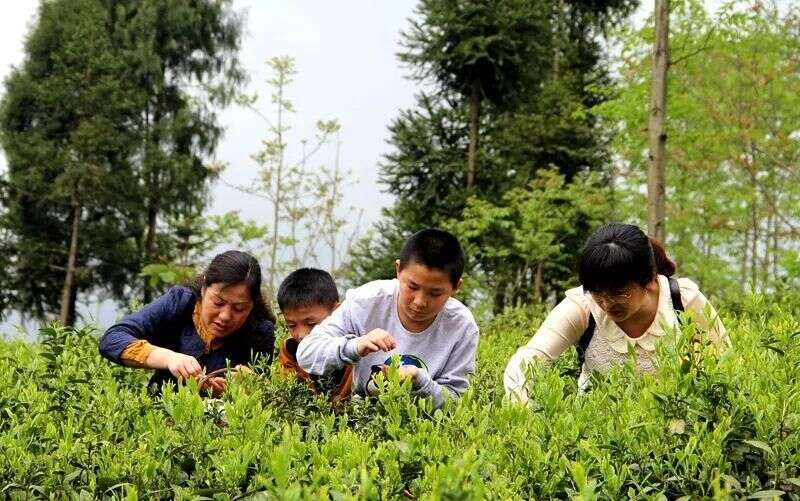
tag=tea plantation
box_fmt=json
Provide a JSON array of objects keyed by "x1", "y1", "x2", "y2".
[{"x1": 1, "y1": 295, "x2": 798, "y2": 499}]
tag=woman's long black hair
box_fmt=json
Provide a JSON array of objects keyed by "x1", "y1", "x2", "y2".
[
  {"x1": 187, "y1": 250, "x2": 276, "y2": 325},
  {"x1": 579, "y1": 223, "x2": 676, "y2": 293}
]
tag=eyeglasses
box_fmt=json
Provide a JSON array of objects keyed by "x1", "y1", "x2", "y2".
[{"x1": 587, "y1": 289, "x2": 634, "y2": 305}]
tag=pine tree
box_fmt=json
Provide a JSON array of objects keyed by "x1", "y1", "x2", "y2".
[
  {"x1": 0, "y1": 0, "x2": 142, "y2": 324},
  {"x1": 345, "y1": 0, "x2": 637, "y2": 308},
  {"x1": 399, "y1": 0, "x2": 551, "y2": 190},
  {"x1": 108, "y1": 0, "x2": 245, "y2": 302}
]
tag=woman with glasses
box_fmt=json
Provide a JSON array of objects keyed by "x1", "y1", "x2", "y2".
[{"x1": 503, "y1": 223, "x2": 729, "y2": 403}]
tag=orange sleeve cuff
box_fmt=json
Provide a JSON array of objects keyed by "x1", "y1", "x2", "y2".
[
  {"x1": 278, "y1": 341, "x2": 312, "y2": 382},
  {"x1": 120, "y1": 340, "x2": 156, "y2": 367}
]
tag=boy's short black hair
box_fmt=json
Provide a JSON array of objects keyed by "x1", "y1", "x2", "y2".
[
  {"x1": 398, "y1": 229, "x2": 465, "y2": 286},
  {"x1": 277, "y1": 268, "x2": 339, "y2": 312}
]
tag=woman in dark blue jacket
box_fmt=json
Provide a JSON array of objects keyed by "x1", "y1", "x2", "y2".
[{"x1": 99, "y1": 250, "x2": 275, "y2": 394}]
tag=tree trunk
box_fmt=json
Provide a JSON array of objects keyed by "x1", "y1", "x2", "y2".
[
  {"x1": 268, "y1": 77, "x2": 285, "y2": 291},
  {"x1": 772, "y1": 218, "x2": 779, "y2": 283},
  {"x1": 647, "y1": 0, "x2": 670, "y2": 243},
  {"x1": 143, "y1": 203, "x2": 158, "y2": 303},
  {"x1": 59, "y1": 202, "x2": 81, "y2": 326},
  {"x1": 763, "y1": 212, "x2": 773, "y2": 286},
  {"x1": 142, "y1": 94, "x2": 160, "y2": 304},
  {"x1": 533, "y1": 263, "x2": 544, "y2": 302},
  {"x1": 467, "y1": 80, "x2": 480, "y2": 189},
  {"x1": 67, "y1": 284, "x2": 77, "y2": 327},
  {"x1": 552, "y1": 0, "x2": 565, "y2": 78},
  {"x1": 330, "y1": 136, "x2": 342, "y2": 274},
  {"x1": 291, "y1": 141, "x2": 307, "y2": 265},
  {"x1": 741, "y1": 225, "x2": 750, "y2": 293},
  {"x1": 751, "y1": 200, "x2": 758, "y2": 291},
  {"x1": 493, "y1": 285, "x2": 506, "y2": 315}
]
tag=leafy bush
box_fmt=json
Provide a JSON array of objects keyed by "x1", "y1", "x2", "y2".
[{"x1": 0, "y1": 295, "x2": 798, "y2": 499}]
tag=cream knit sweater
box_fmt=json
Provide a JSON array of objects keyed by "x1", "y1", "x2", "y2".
[{"x1": 504, "y1": 275, "x2": 729, "y2": 403}]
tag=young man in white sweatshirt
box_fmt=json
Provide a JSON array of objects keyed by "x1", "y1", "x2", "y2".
[{"x1": 296, "y1": 229, "x2": 479, "y2": 409}]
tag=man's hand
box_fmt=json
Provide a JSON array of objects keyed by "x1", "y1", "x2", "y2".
[
  {"x1": 357, "y1": 329, "x2": 396, "y2": 356},
  {"x1": 166, "y1": 352, "x2": 203, "y2": 379},
  {"x1": 398, "y1": 365, "x2": 419, "y2": 382}
]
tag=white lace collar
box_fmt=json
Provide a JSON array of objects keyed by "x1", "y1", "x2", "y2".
[{"x1": 567, "y1": 275, "x2": 680, "y2": 354}]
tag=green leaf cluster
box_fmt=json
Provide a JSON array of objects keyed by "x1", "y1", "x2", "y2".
[
  {"x1": 448, "y1": 169, "x2": 612, "y2": 306},
  {"x1": 1, "y1": 295, "x2": 799, "y2": 498}
]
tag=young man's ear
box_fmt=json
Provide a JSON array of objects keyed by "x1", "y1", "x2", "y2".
[
  {"x1": 452, "y1": 278, "x2": 463, "y2": 296},
  {"x1": 394, "y1": 259, "x2": 401, "y2": 278},
  {"x1": 331, "y1": 301, "x2": 342, "y2": 312}
]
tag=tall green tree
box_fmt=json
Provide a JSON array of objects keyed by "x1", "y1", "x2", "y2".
[
  {"x1": 0, "y1": 0, "x2": 142, "y2": 324},
  {"x1": 647, "y1": 0, "x2": 670, "y2": 242},
  {"x1": 0, "y1": 0, "x2": 245, "y2": 322},
  {"x1": 346, "y1": 0, "x2": 637, "y2": 308},
  {"x1": 109, "y1": 0, "x2": 245, "y2": 302},
  {"x1": 448, "y1": 169, "x2": 612, "y2": 307},
  {"x1": 399, "y1": 0, "x2": 551, "y2": 189}
]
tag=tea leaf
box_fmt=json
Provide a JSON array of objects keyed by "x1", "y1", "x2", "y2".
[
  {"x1": 742, "y1": 440, "x2": 774, "y2": 456},
  {"x1": 746, "y1": 490, "x2": 785, "y2": 499}
]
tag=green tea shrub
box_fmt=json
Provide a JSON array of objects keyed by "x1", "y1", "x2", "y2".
[{"x1": 0, "y1": 295, "x2": 797, "y2": 499}]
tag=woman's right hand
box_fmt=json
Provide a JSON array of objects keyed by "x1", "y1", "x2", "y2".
[{"x1": 166, "y1": 352, "x2": 203, "y2": 379}]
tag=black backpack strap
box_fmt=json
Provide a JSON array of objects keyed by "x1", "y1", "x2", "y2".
[
  {"x1": 668, "y1": 277, "x2": 684, "y2": 323},
  {"x1": 576, "y1": 313, "x2": 596, "y2": 369}
]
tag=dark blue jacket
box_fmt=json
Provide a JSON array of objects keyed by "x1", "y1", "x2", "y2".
[{"x1": 99, "y1": 286, "x2": 275, "y2": 389}]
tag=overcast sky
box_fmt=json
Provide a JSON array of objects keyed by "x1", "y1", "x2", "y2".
[{"x1": 213, "y1": 1, "x2": 420, "y2": 225}]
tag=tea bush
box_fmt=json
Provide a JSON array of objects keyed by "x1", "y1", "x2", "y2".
[{"x1": 1, "y1": 295, "x2": 798, "y2": 499}]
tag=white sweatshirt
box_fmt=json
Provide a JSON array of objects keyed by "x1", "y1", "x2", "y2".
[{"x1": 296, "y1": 279, "x2": 479, "y2": 408}]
